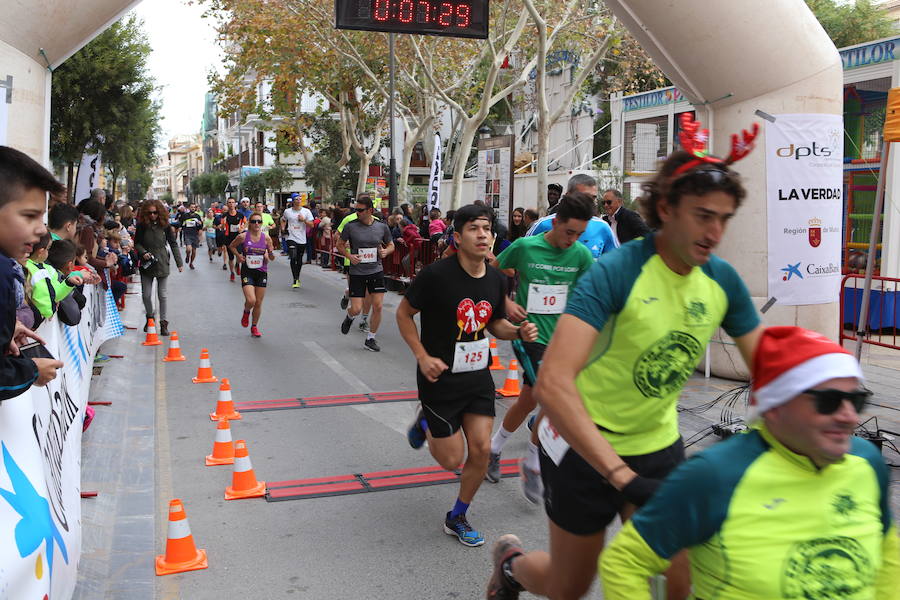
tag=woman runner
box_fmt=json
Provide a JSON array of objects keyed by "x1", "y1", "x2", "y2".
[
  {"x1": 203, "y1": 208, "x2": 217, "y2": 262},
  {"x1": 229, "y1": 211, "x2": 275, "y2": 337}
]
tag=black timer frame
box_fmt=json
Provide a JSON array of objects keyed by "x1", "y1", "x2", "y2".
[{"x1": 335, "y1": 0, "x2": 489, "y2": 39}]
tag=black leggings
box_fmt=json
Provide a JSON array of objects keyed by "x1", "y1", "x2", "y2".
[{"x1": 286, "y1": 240, "x2": 306, "y2": 280}]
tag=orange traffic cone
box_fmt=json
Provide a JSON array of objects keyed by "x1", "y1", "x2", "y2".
[
  {"x1": 497, "y1": 359, "x2": 521, "y2": 397},
  {"x1": 162, "y1": 331, "x2": 186, "y2": 362},
  {"x1": 209, "y1": 378, "x2": 242, "y2": 421},
  {"x1": 142, "y1": 318, "x2": 162, "y2": 346},
  {"x1": 489, "y1": 338, "x2": 506, "y2": 371},
  {"x1": 155, "y1": 499, "x2": 208, "y2": 575},
  {"x1": 205, "y1": 419, "x2": 235, "y2": 466},
  {"x1": 225, "y1": 440, "x2": 266, "y2": 500},
  {"x1": 192, "y1": 348, "x2": 218, "y2": 383}
]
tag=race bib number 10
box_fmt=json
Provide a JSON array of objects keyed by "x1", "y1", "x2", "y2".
[
  {"x1": 452, "y1": 337, "x2": 490, "y2": 373},
  {"x1": 526, "y1": 283, "x2": 568, "y2": 314}
]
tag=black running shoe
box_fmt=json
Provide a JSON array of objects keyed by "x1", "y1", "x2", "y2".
[
  {"x1": 364, "y1": 338, "x2": 380, "y2": 352},
  {"x1": 340, "y1": 315, "x2": 353, "y2": 335},
  {"x1": 486, "y1": 534, "x2": 524, "y2": 598},
  {"x1": 340, "y1": 294, "x2": 349, "y2": 310}
]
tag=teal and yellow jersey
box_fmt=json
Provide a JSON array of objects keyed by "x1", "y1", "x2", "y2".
[
  {"x1": 497, "y1": 233, "x2": 593, "y2": 345},
  {"x1": 25, "y1": 259, "x2": 74, "y2": 319},
  {"x1": 601, "y1": 425, "x2": 900, "y2": 600},
  {"x1": 564, "y1": 234, "x2": 759, "y2": 455}
]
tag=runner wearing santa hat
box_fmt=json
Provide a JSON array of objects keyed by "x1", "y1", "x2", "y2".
[{"x1": 600, "y1": 326, "x2": 898, "y2": 599}]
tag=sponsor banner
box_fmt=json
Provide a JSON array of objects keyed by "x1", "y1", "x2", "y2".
[
  {"x1": 73, "y1": 152, "x2": 101, "y2": 206},
  {"x1": 766, "y1": 114, "x2": 843, "y2": 305},
  {"x1": 0, "y1": 283, "x2": 121, "y2": 599},
  {"x1": 428, "y1": 133, "x2": 442, "y2": 212},
  {"x1": 0, "y1": 95, "x2": 8, "y2": 146}
]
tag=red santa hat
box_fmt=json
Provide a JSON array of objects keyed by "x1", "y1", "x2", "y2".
[{"x1": 750, "y1": 326, "x2": 863, "y2": 415}]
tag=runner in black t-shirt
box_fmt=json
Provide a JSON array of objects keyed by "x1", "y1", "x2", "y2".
[
  {"x1": 397, "y1": 203, "x2": 538, "y2": 548},
  {"x1": 179, "y1": 203, "x2": 203, "y2": 269},
  {"x1": 220, "y1": 197, "x2": 244, "y2": 282}
]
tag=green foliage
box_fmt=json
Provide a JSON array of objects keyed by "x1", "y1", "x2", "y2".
[
  {"x1": 806, "y1": 0, "x2": 895, "y2": 48},
  {"x1": 51, "y1": 14, "x2": 160, "y2": 201},
  {"x1": 191, "y1": 172, "x2": 211, "y2": 196},
  {"x1": 262, "y1": 164, "x2": 294, "y2": 192},
  {"x1": 160, "y1": 192, "x2": 174, "y2": 204},
  {"x1": 210, "y1": 172, "x2": 230, "y2": 198},
  {"x1": 240, "y1": 173, "x2": 266, "y2": 201},
  {"x1": 304, "y1": 155, "x2": 341, "y2": 200}
]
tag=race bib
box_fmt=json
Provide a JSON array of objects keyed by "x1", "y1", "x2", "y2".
[
  {"x1": 245, "y1": 255, "x2": 264, "y2": 269},
  {"x1": 452, "y1": 337, "x2": 490, "y2": 373},
  {"x1": 290, "y1": 223, "x2": 304, "y2": 232},
  {"x1": 230, "y1": 224, "x2": 240, "y2": 233},
  {"x1": 526, "y1": 283, "x2": 568, "y2": 315},
  {"x1": 358, "y1": 247, "x2": 378, "y2": 264},
  {"x1": 538, "y1": 417, "x2": 570, "y2": 466},
  {"x1": 206, "y1": 227, "x2": 216, "y2": 234}
]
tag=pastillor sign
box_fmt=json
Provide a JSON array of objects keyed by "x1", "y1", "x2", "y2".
[
  {"x1": 335, "y1": 0, "x2": 489, "y2": 39},
  {"x1": 765, "y1": 114, "x2": 843, "y2": 305}
]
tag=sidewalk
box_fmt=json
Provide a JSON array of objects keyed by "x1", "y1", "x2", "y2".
[{"x1": 73, "y1": 287, "x2": 157, "y2": 600}]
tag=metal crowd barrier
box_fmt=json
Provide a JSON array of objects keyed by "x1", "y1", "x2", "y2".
[{"x1": 840, "y1": 274, "x2": 900, "y2": 351}]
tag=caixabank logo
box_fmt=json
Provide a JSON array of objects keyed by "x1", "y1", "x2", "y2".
[{"x1": 781, "y1": 261, "x2": 840, "y2": 281}]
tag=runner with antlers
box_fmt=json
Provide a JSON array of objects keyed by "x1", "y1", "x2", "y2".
[{"x1": 486, "y1": 114, "x2": 764, "y2": 600}]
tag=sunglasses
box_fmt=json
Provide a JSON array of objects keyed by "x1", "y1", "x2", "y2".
[
  {"x1": 249, "y1": 219, "x2": 263, "y2": 224},
  {"x1": 147, "y1": 211, "x2": 158, "y2": 215},
  {"x1": 602, "y1": 200, "x2": 613, "y2": 206},
  {"x1": 355, "y1": 207, "x2": 368, "y2": 213},
  {"x1": 802, "y1": 388, "x2": 872, "y2": 415},
  {"x1": 673, "y1": 166, "x2": 731, "y2": 186}
]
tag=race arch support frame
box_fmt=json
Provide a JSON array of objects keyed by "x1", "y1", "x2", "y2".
[
  {"x1": 605, "y1": 0, "x2": 843, "y2": 378},
  {"x1": 0, "y1": 0, "x2": 142, "y2": 165}
]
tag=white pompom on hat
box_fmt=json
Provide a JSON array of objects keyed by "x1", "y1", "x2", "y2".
[{"x1": 750, "y1": 326, "x2": 863, "y2": 415}]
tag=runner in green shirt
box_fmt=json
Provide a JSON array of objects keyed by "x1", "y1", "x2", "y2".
[
  {"x1": 602, "y1": 327, "x2": 900, "y2": 600},
  {"x1": 487, "y1": 139, "x2": 763, "y2": 600},
  {"x1": 487, "y1": 193, "x2": 594, "y2": 505}
]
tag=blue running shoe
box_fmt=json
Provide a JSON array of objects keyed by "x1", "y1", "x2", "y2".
[
  {"x1": 94, "y1": 354, "x2": 111, "y2": 364},
  {"x1": 407, "y1": 409, "x2": 426, "y2": 449},
  {"x1": 444, "y1": 512, "x2": 485, "y2": 547}
]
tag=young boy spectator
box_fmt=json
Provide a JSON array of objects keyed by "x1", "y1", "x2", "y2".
[{"x1": 0, "y1": 145, "x2": 65, "y2": 399}]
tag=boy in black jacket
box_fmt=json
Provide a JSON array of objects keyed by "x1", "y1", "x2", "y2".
[{"x1": 0, "y1": 146, "x2": 64, "y2": 400}]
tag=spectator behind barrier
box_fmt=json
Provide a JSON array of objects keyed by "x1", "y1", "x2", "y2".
[{"x1": 0, "y1": 145, "x2": 65, "y2": 399}]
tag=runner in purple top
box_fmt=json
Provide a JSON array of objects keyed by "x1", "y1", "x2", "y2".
[{"x1": 229, "y1": 211, "x2": 275, "y2": 337}]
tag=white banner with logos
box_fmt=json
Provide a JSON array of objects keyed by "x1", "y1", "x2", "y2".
[
  {"x1": 0, "y1": 97, "x2": 8, "y2": 146},
  {"x1": 0, "y1": 283, "x2": 123, "y2": 600},
  {"x1": 73, "y1": 152, "x2": 101, "y2": 206},
  {"x1": 428, "y1": 133, "x2": 442, "y2": 212},
  {"x1": 766, "y1": 113, "x2": 843, "y2": 305}
]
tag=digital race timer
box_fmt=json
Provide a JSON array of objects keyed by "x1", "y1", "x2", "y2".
[{"x1": 335, "y1": 0, "x2": 489, "y2": 39}]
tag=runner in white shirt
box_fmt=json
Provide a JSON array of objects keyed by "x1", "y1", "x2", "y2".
[{"x1": 281, "y1": 195, "x2": 313, "y2": 289}]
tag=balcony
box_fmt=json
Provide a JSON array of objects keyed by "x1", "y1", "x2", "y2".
[{"x1": 214, "y1": 150, "x2": 251, "y2": 173}]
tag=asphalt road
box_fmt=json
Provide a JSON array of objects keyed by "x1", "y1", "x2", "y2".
[{"x1": 152, "y1": 247, "x2": 553, "y2": 600}]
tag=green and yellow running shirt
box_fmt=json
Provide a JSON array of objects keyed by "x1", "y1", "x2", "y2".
[
  {"x1": 337, "y1": 212, "x2": 359, "y2": 266},
  {"x1": 564, "y1": 234, "x2": 759, "y2": 455},
  {"x1": 497, "y1": 234, "x2": 593, "y2": 345},
  {"x1": 601, "y1": 425, "x2": 900, "y2": 599}
]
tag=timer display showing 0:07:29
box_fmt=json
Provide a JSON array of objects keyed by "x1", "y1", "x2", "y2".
[{"x1": 370, "y1": 0, "x2": 473, "y2": 28}]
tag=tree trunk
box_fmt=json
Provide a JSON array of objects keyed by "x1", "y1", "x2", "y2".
[
  {"x1": 356, "y1": 155, "x2": 370, "y2": 196},
  {"x1": 66, "y1": 162, "x2": 75, "y2": 203},
  {"x1": 450, "y1": 120, "x2": 480, "y2": 209}
]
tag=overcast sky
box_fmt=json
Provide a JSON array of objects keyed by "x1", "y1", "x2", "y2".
[{"x1": 130, "y1": 0, "x2": 223, "y2": 151}]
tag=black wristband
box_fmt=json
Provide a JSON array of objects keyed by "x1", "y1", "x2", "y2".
[{"x1": 620, "y1": 475, "x2": 661, "y2": 507}]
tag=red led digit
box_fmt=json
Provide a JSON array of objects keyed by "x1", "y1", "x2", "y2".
[
  {"x1": 398, "y1": 0, "x2": 414, "y2": 22},
  {"x1": 438, "y1": 1, "x2": 453, "y2": 26},
  {"x1": 373, "y1": 0, "x2": 390, "y2": 21},
  {"x1": 455, "y1": 2, "x2": 471, "y2": 27},
  {"x1": 416, "y1": 0, "x2": 430, "y2": 22}
]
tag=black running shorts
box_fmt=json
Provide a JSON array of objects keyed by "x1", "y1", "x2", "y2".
[
  {"x1": 349, "y1": 272, "x2": 386, "y2": 298},
  {"x1": 540, "y1": 436, "x2": 685, "y2": 535},
  {"x1": 515, "y1": 341, "x2": 546, "y2": 387},
  {"x1": 240, "y1": 267, "x2": 268, "y2": 288},
  {"x1": 417, "y1": 371, "x2": 495, "y2": 438}
]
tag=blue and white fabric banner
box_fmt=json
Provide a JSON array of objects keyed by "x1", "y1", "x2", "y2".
[
  {"x1": 428, "y1": 133, "x2": 442, "y2": 212},
  {"x1": 0, "y1": 281, "x2": 121, "y2": 599}
]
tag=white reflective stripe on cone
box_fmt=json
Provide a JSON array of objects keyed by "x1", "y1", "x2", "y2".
[
  {"x1": 233, "y1": 455, "x2": 252, "y2": 472},
  {"x1": 199, "y1": 358, "x2": 211, "y2": 367},
  {"x1": 214, "y1": 428, "x2": 232, "y2": 442},
  {"x1": 167, "y1": 518, "x2": 193, "y2": 540},
  {"x1": 171, "y1": 340, "x2": 180, "y2": 347},
  {"x1": 218, "y1": 390, "x2": 231, "y2": 401}
]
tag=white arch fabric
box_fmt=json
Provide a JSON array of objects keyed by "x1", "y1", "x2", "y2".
[{"x1": 0, "y1": 0, "x2": 141, "y2": 69}]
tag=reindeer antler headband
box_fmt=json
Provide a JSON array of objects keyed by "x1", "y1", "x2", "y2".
[{"x1": 673, "y1": 113, "x2": 760, "y2": 176}]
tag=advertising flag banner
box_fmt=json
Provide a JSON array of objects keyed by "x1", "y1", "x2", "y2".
[
  {"x1": 0, "y1": 283, "x2": 121, "y2": 599},
  {"x1": 428, "y1": 133, "x2": 442, "y2": 212},
  {"x1": 766, "y1": 114, "x2": 843, "y2": 305},
  {"x1": 73, "y1": 152, "x2": 101, "y2": 205}
]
